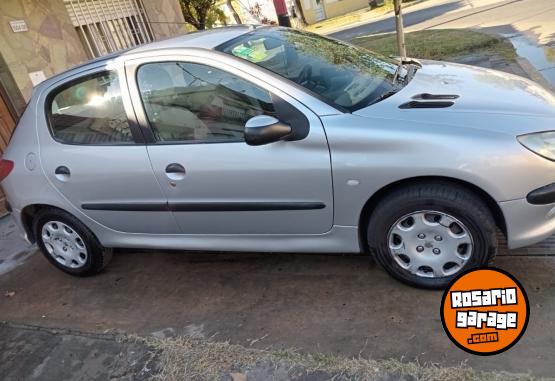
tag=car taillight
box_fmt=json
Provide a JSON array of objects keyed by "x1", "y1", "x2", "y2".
[{"x1": 0, "y1": 159, "x2": 14, "y2": 182}]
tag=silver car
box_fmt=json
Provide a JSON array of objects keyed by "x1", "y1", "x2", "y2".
[{"x1": 2, "y1": 26, "x2": 555, "y2": 288}]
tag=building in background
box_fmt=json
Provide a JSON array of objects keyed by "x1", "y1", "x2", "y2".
[
  {"x1": 300, "y1": 0, "x2": 370, "y2": 24},
  {"x1": 0, "y1": 0, "x2": 186, "y2": 214},
  {"x1": 221, "y1": 0, "x2": 370, "y2": 27}
]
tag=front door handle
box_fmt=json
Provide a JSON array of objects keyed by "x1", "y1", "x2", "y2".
[
  {"x1": 165, "y1": 163, "x2": 186, "y2": 181},
  {"x1": 54, "y1": 166, "x2": 70, "y2": 181}
]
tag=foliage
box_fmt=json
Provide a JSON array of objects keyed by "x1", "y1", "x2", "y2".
[
  {"x1": 249, "y1": 3, "x2": 277, "y2": 25},
  {"x1": 179, "y1": 0, "x2": 228, "y2": 30}
]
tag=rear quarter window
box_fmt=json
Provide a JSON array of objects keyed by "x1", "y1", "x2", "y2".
[{"x1": 46, "y1": 71, "x2": 133, "y2": 145}]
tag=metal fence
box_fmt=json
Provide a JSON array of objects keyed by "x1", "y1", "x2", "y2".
[{"x1": 64, "y1": 0, "x2": 154, "y2": 58}]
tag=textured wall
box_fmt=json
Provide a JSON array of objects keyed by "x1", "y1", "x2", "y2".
[
  {"x1": 141, "y1": 0, "x2": 187, "y2": 40},
  {"x1": 0, "y1": 0, "x2": 88, "y2": 101}
]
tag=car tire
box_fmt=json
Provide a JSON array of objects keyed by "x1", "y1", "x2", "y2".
[
  {"x1": 367, "y1": 182, "x2": 497, "y2": 289},
  {"x1": 33, "y1": 208, "x2": 112, "y2": 276}
]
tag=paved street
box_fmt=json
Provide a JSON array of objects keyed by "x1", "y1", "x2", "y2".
[{"x1": 330, "y1": 0, "x2": 555, "y2": 86}]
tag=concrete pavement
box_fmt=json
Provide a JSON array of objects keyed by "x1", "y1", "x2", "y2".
[{"x1": 0, "y1": 324, "x2": 157, "y2": 381}]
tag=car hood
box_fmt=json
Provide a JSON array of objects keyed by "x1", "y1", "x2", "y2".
[{"x1": 353, "y1": 60, "x2": 555, "y2": 135}]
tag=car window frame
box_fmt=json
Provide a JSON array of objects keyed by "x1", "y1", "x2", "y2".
[
  {"x1": 44, "y1": 67, "x2": 145, "y2": 146},
  {"x1": 124, "y1": 52, "x2": 326, "y2": 146},
  {"x1": 135, "y1": 60, "x2": 274, "y2": 145}
]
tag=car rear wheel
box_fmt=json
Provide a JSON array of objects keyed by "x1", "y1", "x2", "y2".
[
  {"x1": 33, "y1": 208, "x2": 112, "y2": 276},
  {"x1": 367, "y1": 182, "x2": 497, "y2": 289}
]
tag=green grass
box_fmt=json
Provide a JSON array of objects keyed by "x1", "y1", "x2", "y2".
[{"x1": 352, "y1": 29, "x2": 517, "y2": 61}]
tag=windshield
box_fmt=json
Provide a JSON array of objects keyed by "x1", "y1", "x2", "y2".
[{"x1": 217, "y1": 28, "x2": 401, "y2": 111}]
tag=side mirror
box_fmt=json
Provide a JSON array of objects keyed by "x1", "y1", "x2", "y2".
[{"x1": 244, "y1": 115, "x2": 292, "y2": 146}]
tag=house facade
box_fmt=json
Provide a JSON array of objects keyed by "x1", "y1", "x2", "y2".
[
  {"x1": 301, "y1": 0, "x2": 369, "y2": 24},
  {"x1": 221, "y1": 0, "x2": 370, "y2": 27}
]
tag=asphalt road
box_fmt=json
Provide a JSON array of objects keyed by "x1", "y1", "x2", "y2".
[
  {"x1": 330, "y1": 0, "x2": 465, "y2": 40},
  {"x1": 331, "y1": 0, "x2": 555, "y2": 45}
]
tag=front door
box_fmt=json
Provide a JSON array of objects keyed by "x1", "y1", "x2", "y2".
[
  {"x1": 38, "y1": 67, "x2": 178, "y2": 234},
  {"x1": 127, "y1": 59, "x2": 333, "y2": 235}
]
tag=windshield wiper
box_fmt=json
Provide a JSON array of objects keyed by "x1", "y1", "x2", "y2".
[{"x1": 368, "y1": 88, "x2": 401, "y2": 106}]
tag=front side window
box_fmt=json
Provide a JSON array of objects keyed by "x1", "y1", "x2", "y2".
[
  {"x1": 137, "y1": 62, "x2": 275, "y2": 143},
  {"x1": 217, "y1": 28, "x2": 400, "y2": 111},
  {"x1": 48, "y1": 72, "x2": 133, "y2": 144}
]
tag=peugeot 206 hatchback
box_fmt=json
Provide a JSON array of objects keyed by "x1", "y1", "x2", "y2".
[{"x1": 2, "y1": 26, "x2": 555, "y2": 289}]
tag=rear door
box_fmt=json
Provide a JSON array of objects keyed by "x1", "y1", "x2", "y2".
[
  {"x1": 126, "y1": 55, "x2": 334, "y2": 235},
  {"x1": 37, "y1": 65, "x2": 178, "y2": 234}
]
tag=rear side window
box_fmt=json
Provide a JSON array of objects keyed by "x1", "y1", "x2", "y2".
[{"x1": 47, "y1": 71, "x2": 133, "y2": 144}]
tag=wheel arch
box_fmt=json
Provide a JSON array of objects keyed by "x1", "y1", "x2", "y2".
[
  {"x1": 21, "y1": 204, "x2": 78, "y2": 244},
  {"x1": 358, "y1": 176, "x2": 506, "y2": 252}
]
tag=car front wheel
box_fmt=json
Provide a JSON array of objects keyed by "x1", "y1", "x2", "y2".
[
  {"x1": 367, "y1": 182, "x2": 498, "y2": 289},
  {"x1": 33, "y1": 208, "x2": 112, "y2": 276}
]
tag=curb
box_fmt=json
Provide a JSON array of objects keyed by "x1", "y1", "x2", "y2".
[
  {"x1": 0, "y1": 321, "x2": 124, "y2": 341},
  {"x1": 515, "y1": 56, "x2": 555, "y2": 94}
]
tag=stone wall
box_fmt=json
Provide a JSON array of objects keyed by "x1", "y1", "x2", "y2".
[
  {"x1": 0, "y1": 0, "x2": 186, "y2": 102},
  {"x1": 141, "y1": 0, "x2": 187, "y2": 40},
  {"x1": 0, "y1": 0, "x2": 88, "y2": 101}
]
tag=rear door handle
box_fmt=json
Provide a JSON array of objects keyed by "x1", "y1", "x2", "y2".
[
  {"x1": 165, "y1": 163, "x2": 186, "y2": 181},
  {"x1": 54, "y1": 166, "x2": 70, "y2": 181},
  {"x1": 55, "y1": 166, "x2": 71, "y2": 175}
]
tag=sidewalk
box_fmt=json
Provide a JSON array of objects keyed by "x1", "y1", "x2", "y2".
[
  {"x1": 0, "y1": 323, "x2": 157, "y2": 381},
  {"x1": 304, "y1": 0, "x2": 437, "y2": 36}
]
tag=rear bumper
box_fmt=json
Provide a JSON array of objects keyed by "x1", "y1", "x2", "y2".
[{"x1": 499, "y1": 198, "x2": 555, "y2": 249}]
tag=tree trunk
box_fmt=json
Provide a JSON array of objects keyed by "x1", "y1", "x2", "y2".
[
  {"x1": 393, "y1": 0, "x2": 406, "y2": 57},
  {"x1": 227, "y1": 0, "x2": 242, "y2": 24}
]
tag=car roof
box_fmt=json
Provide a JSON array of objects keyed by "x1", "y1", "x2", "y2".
[
  {"x1": 35, "y1": 25, "x2": 261, "y2": 91},
  {"x1": 132, "y1": 25, "x2": 258, "y2": 53}
]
